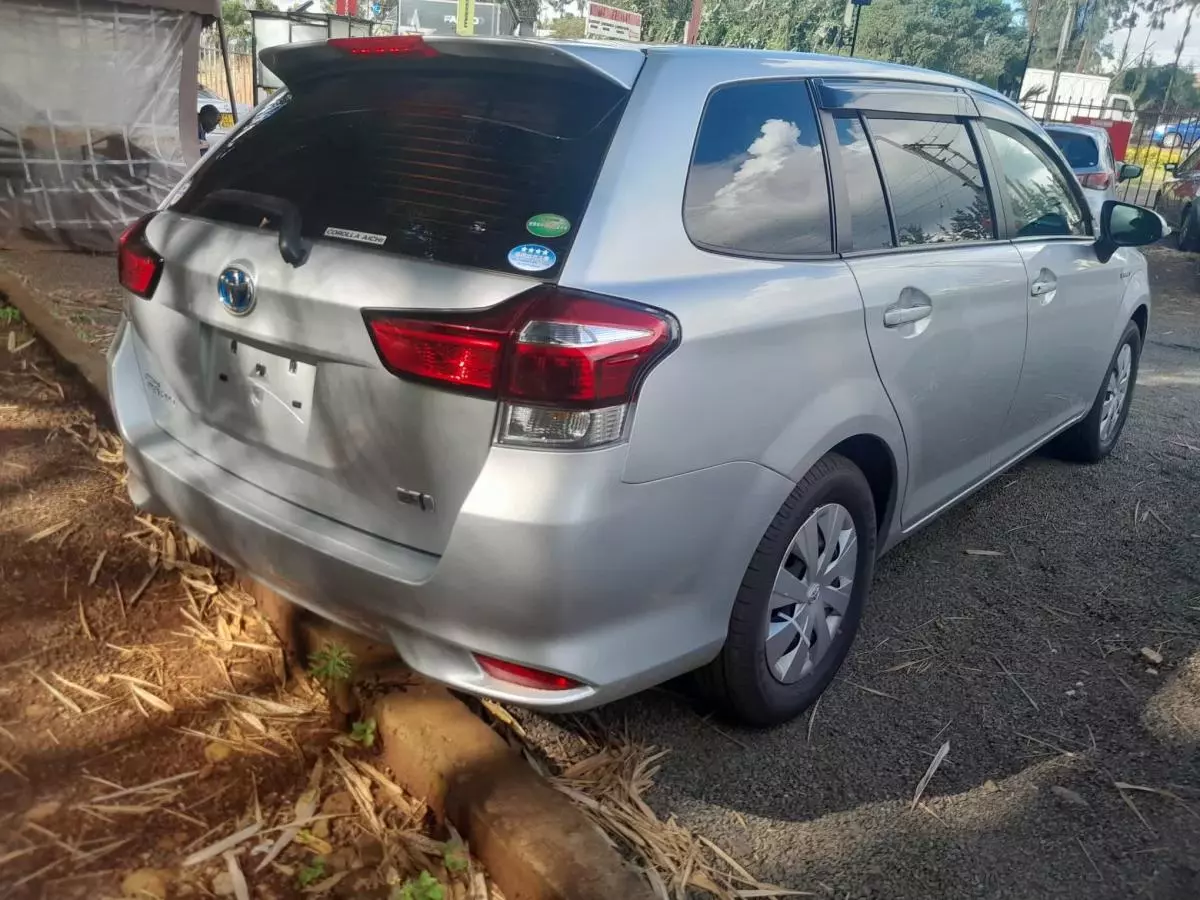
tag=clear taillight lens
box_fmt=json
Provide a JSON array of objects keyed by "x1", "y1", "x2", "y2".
[
  {"x1": 117, "y1": 213, "x2": 163, "y2": 299},
  {"x1": 1078, "y1": 172, "x2": 1112, "y2": 190},
  {"x1": 364, "y1": 287, "x2": 678, "y2": 450}
]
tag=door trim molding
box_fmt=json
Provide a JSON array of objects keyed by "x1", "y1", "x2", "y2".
[{"x1": 897, "y1": 410, "x2": 1087, "y2": 539}]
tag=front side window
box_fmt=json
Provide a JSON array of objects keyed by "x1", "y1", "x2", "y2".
[
  {"x1": 985, "y1": 121, "x2": 1088, "y2": 238},
  {"x1": 867, "y1": 117, "x2": 993, "y2": 245},
  {"x1": 685, "y1": 80, "x2": 831, "y2": 255}
]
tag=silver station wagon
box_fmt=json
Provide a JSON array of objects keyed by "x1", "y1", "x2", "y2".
[{"x1": 110, "y1": 37, "x2": 1163, "y2": 725}]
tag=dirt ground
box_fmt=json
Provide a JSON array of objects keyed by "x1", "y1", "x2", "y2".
[
  {"x1": 5, "y1": 237, "x2": 1200, "y2": 900},
  {"x1": 0, "y1": 324, "x2": 494, "y2": 898},
  {"x1": 516, "y1": 245, "x2": 1200, "y2": 899}
]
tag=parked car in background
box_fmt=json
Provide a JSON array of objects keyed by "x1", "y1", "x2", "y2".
[
  {"x1": 1153, "y1": 144, "x2": 1200, "y2": 249},
  {"x1": 1044, "y1": 123, "x2": 1142, "y2": 225},
  {"x1": 1151, "y1": 117, "x2": 1200, "y2": 150},
  {"x1": 198, "y1": 85, "x2": 251, "y2": 151},
  {"x1": 113, "y1": 38, "x2": 1163, "y2": 726}
]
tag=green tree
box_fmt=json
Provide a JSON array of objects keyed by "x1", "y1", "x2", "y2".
[
  {"x1": 854, "y1": 0, "x2": 1028, "y2": 88},
  {"x1": 221, "y1": 0, "x2": 277, "y2": 52},
  {"x1": 549, "y1": 14, "x2": 587, "y2": 37},
  {"x1": 1113, "y1": 62, "x2": 1200, "y2": 107}
]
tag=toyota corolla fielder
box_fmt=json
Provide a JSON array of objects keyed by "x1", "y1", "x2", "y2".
[{"x1": 109, "y1": 35, "x2": 1163, "y2": 726}]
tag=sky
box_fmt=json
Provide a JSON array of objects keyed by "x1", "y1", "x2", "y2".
[{"x1": 1114, "y1": 6, "x2": 1200, "y2": 69}]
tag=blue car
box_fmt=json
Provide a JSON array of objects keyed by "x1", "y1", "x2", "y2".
[{"x1": 1153, "y1": 117, "x2": 1200, "y2": 149}]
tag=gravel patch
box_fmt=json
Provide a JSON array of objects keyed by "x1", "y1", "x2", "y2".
[{"x1": 525, "y1": 245, "x2": 1200, "y2": 899}]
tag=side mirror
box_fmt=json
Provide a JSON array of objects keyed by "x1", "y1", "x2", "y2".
[
  {"x1": 1118, "y1": 163, "x2": 1143, "y2": 182},
  {"x1": 1164, "y1": 162, "x2": 1177, "y2": 174},
  {"x1": 1095, "y1": 200, "x2": 1167, "y2": 263}
]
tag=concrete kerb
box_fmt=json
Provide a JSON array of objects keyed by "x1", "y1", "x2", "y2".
[
  {"x1": 0, "y1": 270, "x2": 110, "y2": 401},
  {"x1": 8, "y1": 276, "x2": 657, "y2": 900}
]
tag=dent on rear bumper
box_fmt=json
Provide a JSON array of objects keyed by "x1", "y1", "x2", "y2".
[{"x1": 109, "y1": 320, "x2": 794, "y2": 709}]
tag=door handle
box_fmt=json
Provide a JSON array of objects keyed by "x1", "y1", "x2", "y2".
[
  {"x1": 1030, "y1": 272, "x2": 1058, "y2": 296},
  {"x1": 883, "y1": 303, "x2": 933, "y2": 327}
]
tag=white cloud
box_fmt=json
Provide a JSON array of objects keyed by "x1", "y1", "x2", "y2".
[{"x1": 686, "y1": 118, "x2": 827, "y2": 252}]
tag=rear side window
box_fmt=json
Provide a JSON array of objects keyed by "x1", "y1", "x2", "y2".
[
  {"x1": 867, "y1": 117, "x2": 993, "y2": 245},
  {"x1": 684, "y1": 80, "x2": 831, "y2": 256},
  {"x1": 172, "y1": 63, "x2": 627, "y2": 276},
  {"x1": 833, "y1": 115, "x2": 893, "y2": 251},
  {"x1": 1046, "y1": 130, "x2": 1100, "y2": 169}
]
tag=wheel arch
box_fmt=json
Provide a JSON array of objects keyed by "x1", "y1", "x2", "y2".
[
  {"x1": 828, "y1": 433, "x2": 899, "y2": 542},
  {"x1": 1132, "y1": 303, "x2": 1149, "y2": 341}
]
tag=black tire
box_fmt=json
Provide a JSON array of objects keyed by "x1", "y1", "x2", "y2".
[
  {"x1": 1164, "y1": 132, "x2": 1183, "y2": 149},
  {"x1": 697, "y1": 453, "x2": 877, "y2": 727},
  {"x1": 1053, "y1": 320, "x2": 1142, "y2": 463},
  {"x1": 1179, "y1": 205, "x2": 1200, "y2": 252}
]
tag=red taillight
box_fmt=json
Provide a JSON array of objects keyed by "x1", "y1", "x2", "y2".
[
  {"x1": 365, "y1": 288, "x2": 676, "y2": 405},
  {"x1": 117, "y1": 213, "x2": 163, "y2": 299},
  {"x1": 365, "y1": 288, "x2": 677, "y2": 449},
  {"x1": 475, "y1": 655, "x2": 580, "y2": 691},
  {"x1": 1078, "y1": 172, "x2": 1112, "y2": 190},
  {"x1": 329, "y1": 35, "x2": 438, "y2": 57},
  {"x1": 366, "y1": 314, "x2": 510, "y2": 393}
]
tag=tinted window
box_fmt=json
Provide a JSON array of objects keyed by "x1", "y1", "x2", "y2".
[
  {"x1": 685, "y1": 81, "x2": 831, "y2": 255},
  {"x1": 1176, "y1": 146, "x2": 1200, "y2": 175},
  {"x1": 174, "y1": 64, "x2": 628, "y2": 275},
  {"x1": 985, "y1": 122, "x2": 1087, "y2": 238},
  {"x1": 1045, "y1": 129, "x2": 1100, "y2": 169},
  {"x1": 834, "y1": 115, "x2": 892, "y2": 251},
  {"x1": 867, "y1": 117, "x2": 993, "y2": 245}
]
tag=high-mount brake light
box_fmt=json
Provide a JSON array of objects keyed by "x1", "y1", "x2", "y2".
[{"x1": 328, "y1": 35, "x2": 438, "y2": 57}]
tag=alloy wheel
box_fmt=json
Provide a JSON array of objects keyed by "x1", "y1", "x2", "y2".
[
  {"x1": 1099, "y1": 343, "x2": 1133, "y2": 445},
  {"x1": 765, "y1": 503, "x2": 857, "y2": 684}
]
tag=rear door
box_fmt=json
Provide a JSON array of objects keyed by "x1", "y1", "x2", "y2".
[
  {"x1": 826, "y1": 91, "x2": 1030, "y2": 527},
  {"x1": 131, "y1": 39, "x2": 639, "y2": 555},
  {"x1": 978, "y1": 115, "x2": 1124, "y2": 459}
]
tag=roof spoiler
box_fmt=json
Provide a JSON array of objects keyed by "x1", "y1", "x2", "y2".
[{"x1": 260, "y1": 36, "x2": 646, "y2": 91}]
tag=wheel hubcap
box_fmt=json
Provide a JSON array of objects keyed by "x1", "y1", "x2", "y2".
[
  {"x1": 765, "y1": 503, "x2": 857, "y2": 685},
  {"x1": 1099, "y1": 343, "x2": 1132, "y2": 444}
]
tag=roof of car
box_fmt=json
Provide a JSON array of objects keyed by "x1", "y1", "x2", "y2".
[
  {"x1": 541, "y1": 39, "x2": 1020, "y2": 108},
  {"x1": 1042, "y1": 122, "x2": 1110, "y2": 142}
]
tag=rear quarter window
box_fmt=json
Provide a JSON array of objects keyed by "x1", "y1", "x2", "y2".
[{"x1": 684, "y1": 80, "x2": 832, "y2": 256}]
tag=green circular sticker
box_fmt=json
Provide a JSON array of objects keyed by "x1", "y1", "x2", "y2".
[{"x1": 526, "y1": 213, "x2": 571, "y2": 239}]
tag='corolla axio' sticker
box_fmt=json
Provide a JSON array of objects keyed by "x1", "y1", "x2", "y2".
[
  {"x1": 324, "y1": 226, "x2": 387, "y2": 246},
  {"x1": 507, "y1": 243, "x2": 556, "y2": 272}
]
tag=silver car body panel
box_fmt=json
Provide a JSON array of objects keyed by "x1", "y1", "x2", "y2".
[{"x1": 110, "y1": 41, "x2": 1150, "y2": 708}]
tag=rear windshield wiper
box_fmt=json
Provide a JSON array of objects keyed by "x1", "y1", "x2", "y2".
[{"x1": 201, "y1": 189, "x2": 310, "y2": 267}]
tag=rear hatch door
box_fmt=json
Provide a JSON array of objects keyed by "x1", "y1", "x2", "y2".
[{"x1": 134, "y1": 38, "x2": 640, "y2": 555}]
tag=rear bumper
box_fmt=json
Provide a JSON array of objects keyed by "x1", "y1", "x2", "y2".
[{"x1": 109, "y1": 318, "x2": 793, "y2": 710}]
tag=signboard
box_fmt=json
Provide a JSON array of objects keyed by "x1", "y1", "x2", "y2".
[
  {"x1": 584, "y1": 1, "x2": 642, "y2": 42},
  {"x1": 455, "y1": 0, "x2": 476, "y2": 34},
  {"x1": 396, "y1": 0, "x2": 512, "y2": 35}
]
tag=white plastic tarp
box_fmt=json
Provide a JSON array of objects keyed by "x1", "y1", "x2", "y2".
[{"x1": 0, "y1": 0, "x2": 200, "y2": 250}]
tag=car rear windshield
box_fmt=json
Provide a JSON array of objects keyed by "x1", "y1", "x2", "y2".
[
  {"x1": 171, "y1": 60, "x2": 628, "y2": 276},
  {"x1": 1046, "y1": 130, "x2": 1100, "y2": 169}
]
